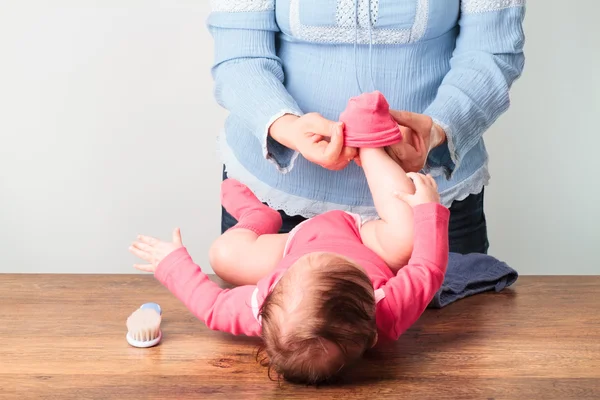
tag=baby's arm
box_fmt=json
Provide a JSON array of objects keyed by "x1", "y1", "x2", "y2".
[
  {"x1": 377, "y1": 199, "x2": 450, "y2": 340},
  {"x1": 359, "y1": 147, "x2": 417, "y2": 270},
  {"x1": 156, "y1": 247, "x2": 262, "y2": 336},
  {"x1": 130, "y1": 229, "x2": 267, "y2": 336}
]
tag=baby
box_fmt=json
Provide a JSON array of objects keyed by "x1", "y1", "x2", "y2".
[{"x1": 129, "y1": 147, "x2": 449, "y2": 385}]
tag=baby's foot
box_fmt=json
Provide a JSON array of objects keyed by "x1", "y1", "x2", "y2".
[
  {"x1": 221, "y1": 178, "x2": 282, "y2": 234},
  {"x1": 221, "y1": 179, "x2": 263, "y2": 218}
]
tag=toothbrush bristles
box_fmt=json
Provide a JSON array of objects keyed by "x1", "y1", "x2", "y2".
[{"x1": 126, "y1": 308, "x2": 161, "y2": 343}]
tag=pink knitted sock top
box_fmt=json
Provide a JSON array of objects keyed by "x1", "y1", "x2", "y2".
[{"x1": 339, "y1": 91, "x2": 402, "y2": 148}]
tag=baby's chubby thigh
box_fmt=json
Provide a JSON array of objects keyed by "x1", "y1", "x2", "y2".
[{"x1": 209, "y1": 230, "x2": 289, "y2": 286}]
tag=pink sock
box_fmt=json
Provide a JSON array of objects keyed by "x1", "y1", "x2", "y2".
[
  {"x1": 221, "y1": 179, "x2": 282, "y2": 235},
  {"x1": 339, "y1": 91, "x2": 402, "y2": 148}
]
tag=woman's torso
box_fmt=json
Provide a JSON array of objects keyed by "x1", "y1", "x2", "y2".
[{"x1": 220, "y1": 0, "x2": 490, "y2": 218}]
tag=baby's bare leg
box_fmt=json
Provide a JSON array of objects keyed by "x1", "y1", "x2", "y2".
[
  {"x1": 210, "y1": 179, "x2": 287, "y2": 285},
  {"x1": 359, "y1": 147, "x2": 416, "y2": 272},
  {"x1": 209, "y1": 230, "x2": 288, "y2": 286}
]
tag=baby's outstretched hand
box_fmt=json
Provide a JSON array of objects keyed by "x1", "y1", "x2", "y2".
[
  {"x1": 129, "y1": 228, "x2": 183, "y2": 273},
  {"x1": 393, "y1": 173, "x2": 440, "y2": 207}
]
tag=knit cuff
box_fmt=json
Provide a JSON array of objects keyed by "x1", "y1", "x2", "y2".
[
  {"x1": 412, "y1": 203, "x2": 451, "y2": 225},
  {"x1": 155, "y1": 247, "x2": 192, "y2": 286}
]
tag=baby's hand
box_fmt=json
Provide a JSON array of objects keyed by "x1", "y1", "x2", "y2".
[
  {"x1": 393, "y1": 173, "x2": 440, "y2": 207},
  {"x1": 129, "y1": 228, "x2": 183, "y2": 273}
]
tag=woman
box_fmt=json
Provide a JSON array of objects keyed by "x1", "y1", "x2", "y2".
[{"x1": 209, "y1": 0, "x2": 525, "y2": 254}]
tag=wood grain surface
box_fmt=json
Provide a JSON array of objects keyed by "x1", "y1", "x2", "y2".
[{"x1": 0, "y1": 274, "x2": 599, "y2": 399}]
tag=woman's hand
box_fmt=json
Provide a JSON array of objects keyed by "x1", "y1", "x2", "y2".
[
  {"x1": 385, "y1": 111, "x2": 446, "y2": 172},
  {"x1": 269, "y1": 113, "x2": 358, "y2": 171},
  {"x1": 393, "y1": 173, "x2": 440, "y2": 207},
  {"x1": 129, "y1": 228, "x2": 183, "y2": 273}
]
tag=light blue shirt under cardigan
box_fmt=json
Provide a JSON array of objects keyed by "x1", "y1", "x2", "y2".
[{"x1": 209, "y1": 0, "x2": 525, "y2": 219}]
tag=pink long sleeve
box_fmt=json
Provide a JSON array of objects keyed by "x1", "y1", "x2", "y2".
[
  {"x1": 154, "y1": 247, "x2": 261, "y2": 337},
  {"x1": 377, "y1": 203, "x2": 450, "y2": 340}
]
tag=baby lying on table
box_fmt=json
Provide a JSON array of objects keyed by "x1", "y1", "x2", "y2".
[{"x1": 129, "y1": 145, "x2": 449, "y2": 385}]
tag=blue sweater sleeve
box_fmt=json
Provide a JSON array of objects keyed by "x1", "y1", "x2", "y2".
[
  {"x1": 208, "y1": 1, "x2": 303, "y2": 173},
  {"x1": 423, "y1": 1, "x2": 526, "y2": 176}
]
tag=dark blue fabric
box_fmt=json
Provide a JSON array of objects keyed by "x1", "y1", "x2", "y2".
[
  {"x1": 447, "y1": 188, "x2": 489, "y2": 255},
  {"x1": 428, "y1": 252, "x2": 518, "y2": 309}
]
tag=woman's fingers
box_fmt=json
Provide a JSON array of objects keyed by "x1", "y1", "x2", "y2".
[
  {"x1": 390, "y1": 110, "x2": 428, "y2": 132},
  {"x1": 307, "y1": 113, "x2": 336, "y2": 138},
  {"x1": 341, "y1": 145, "x2": 357, "y2": 162},
  {"x1": 298, "y1": 118, "x2": 355, "y2": 171},
  {"x1": 323, "y1": 124, "x2": 344, "y2": 165},
  {"x1": 309, "y1": 134, "x2": 324, "y2": 144}
]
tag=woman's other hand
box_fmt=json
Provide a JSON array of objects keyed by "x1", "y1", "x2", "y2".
[
  {"x1": 269, "y1": 113, "x2": 358, "y2": 171},
  {"x1": 385, "y1": 111, "x2": 446, "y2": 172}
]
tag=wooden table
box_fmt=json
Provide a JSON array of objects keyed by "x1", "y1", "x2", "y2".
[{"x1": 1, "y1": 275, "x2": 599, "y2": 399}]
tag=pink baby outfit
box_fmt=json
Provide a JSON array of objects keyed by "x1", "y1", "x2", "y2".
[
  {"x1": 155, "y1": 204, "x2": 449, "y2": 341},
  {"x1": 340, "y1": 91, "x2": 402, "y2": 148}
]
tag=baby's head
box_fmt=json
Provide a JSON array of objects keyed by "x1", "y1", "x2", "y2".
[{"x1": 258, "y1": 253, "x2": 377, "y2": 385}]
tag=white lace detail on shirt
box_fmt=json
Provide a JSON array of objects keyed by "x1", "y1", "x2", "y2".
[
  {"x1": 336, "y1": 0, "x2": 379, "y2": 28},
  {"x1": 290, "y1": 0, "x2": 429, "y2": 45},
  {"x1": 210, "y1": 0, "x2": 274, "y2": 13},
  {"x1": 461, "y1": 0, "x2": 525, "y2": 14},
  {"x1": 410, "y1": 0, "x2": 429, "y2": 42}
]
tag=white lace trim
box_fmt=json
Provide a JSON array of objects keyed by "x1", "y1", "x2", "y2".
[
  {"x1": 219, "y1": 132, "x2": 490, "y2": 217},
  {"x1": 445, "y1": 161, "x2": 490, "y2": 203},
  {"x1": 410, "y1": 0, "x2": 429, "y2": 42},
  {"x1": 289, "y1": 0, "x2": 430, "y2": 45},
  {"x1": 461, "y1": 0, "x2": 525, "y2": 14},
  {"x1": 210, "y1": 0, "x2": 274, "y2": 13},
  {"x1": 262, "y1": 109, "x2": 303, "y2": 174},
  {"x1": 336, "y1": 0, "x2": 379, "y2": 28}
]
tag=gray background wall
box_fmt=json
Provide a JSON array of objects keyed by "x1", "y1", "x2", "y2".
[{"x1": 0, "y1": 1, "x2": 598, "y2": 274}]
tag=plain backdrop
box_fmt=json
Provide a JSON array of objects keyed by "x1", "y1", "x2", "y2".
[{"x1": 0, "y1": 1, "x2": 598, "y2": 274}]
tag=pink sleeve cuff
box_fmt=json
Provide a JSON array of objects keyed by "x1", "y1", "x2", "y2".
[
  {"x1": 155, "y1": 247, "x2": 194, "y2": 285},
  {"x1": 412, "y1": 203, "x2": 450, "y2": 224}
]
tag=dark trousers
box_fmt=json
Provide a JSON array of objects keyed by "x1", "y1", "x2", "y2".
[{"x1": 221, "y1": 172, "x2": 489, "y2": 255}]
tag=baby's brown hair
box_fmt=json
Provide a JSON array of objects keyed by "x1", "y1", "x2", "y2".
[{"x1": 258, "y1": 255, "x2": 377, "y2": 385}]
